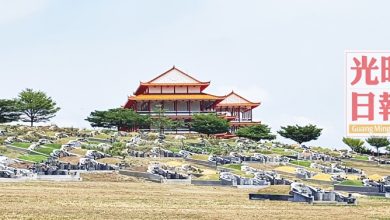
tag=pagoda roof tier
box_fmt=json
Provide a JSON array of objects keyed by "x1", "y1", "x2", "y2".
[
  {"x1": 128, "y1": 93, "x2": 224, "y2": 101},
  {"x1": 134, "y1": 66, "x2": 210, "y2": 95},
  {"x1": 124, "y1": 93, "x2": 225, "y2": 108},
  {"x1": 217, "y1": 91, "x2": 261, "y2": 109}
]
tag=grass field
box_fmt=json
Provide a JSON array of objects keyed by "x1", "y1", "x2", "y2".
[
  {"x1": 18, "y1": 154, "x2": 48, "y2": 163},
  {"x1": 0, "y1": 177, "x2": 390, "y2": 220},
  {"x1": 35, "y1": 147, "x2": 54, "y2": 155},
  {"x1": 44, "y1": 143, "x2": 62, "y2": 149},
  {"x1": 353, "y1": 155, "x2": 369, "y2": 161},
  {"x1": 12, "y1": 142, "x2": 31, "y2": 149},
  {"x1": 290, "y1": 160, "x2": 311, "y2": 168},
  {"x1": 340, "y1": 180, "x2": 364, "y2": 186}
]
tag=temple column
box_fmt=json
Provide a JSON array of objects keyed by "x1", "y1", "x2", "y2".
[
  {"x1": 238, "y1": 106, "x2": 241, "y2": 122},
  {"x1": 174, "y1": 100, "x2": 177, "y2": 116},
  {"x1": 188, "y1": 100, "x2": 191, "y2": 115}
]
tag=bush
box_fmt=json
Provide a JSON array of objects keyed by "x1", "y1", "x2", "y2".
[
  {"x1": 236, "y1": 124, "x2": 276, "y2": 141},
  {"x1": 107, "y1": 142, "x2": 126, "y2": 156},
  {"x1": 0, "y1": 146, "x2": 7, "y2": 154},
  {"x1": 146, "y1": 133, "x2": 158, "y2": 141}
]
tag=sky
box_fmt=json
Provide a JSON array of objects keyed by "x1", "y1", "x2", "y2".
[{"x1": 1, "y1": 0, "x2": 389, "y2": 149}]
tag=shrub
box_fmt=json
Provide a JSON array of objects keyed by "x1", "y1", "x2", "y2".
[{"x1": 0, "y1": 146, "x2": 7, "y2": 154}]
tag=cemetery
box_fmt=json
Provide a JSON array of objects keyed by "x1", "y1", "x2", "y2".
[
  {"x1": 1, "y1": 124, "x2": 390, "y2": 219},
  {"x1": 1, "y1": 125, "x2": 389, "y2": 189},
  {"x1": 250, "y1": 182, "x2": 357, "y2": 205}
]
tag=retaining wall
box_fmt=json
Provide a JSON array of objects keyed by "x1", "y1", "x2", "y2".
[
  {"x1": 249, "y1": 194, "x2": 291, "y2": 201},
  {"x1": 184, "y1": 158, "x2": 217, "y2": 168},
  {"x1": 161, "y1": 178, "x2": 191, "y2": 185},
  {"x1": 191, "y1": 180, "x2": 223, "y2": 186},
  {"x1": 334, "y1": 185, "x2": 380, "y2": 193},
  {"x1": 88, "y1": 138, "x2": 112, "y2": 144},
  {"x1": 119, "y1": 170, "x2": 162, "y2": 183}
]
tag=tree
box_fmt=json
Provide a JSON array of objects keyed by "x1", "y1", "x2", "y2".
[
  {"x1": 277, "y1": 124, "x2": 322, "y2": 146},
  {"x1": 366, "y1": 137, "x2": 390, "y2": 157},
  {"x1": 342, "y1": 137, "x2": 367, "y2": 154},
  {"x1": 151, "y1": 104, "x2": 177, "y2": 135},
  {"x1": 16, "y1": 89, "x2": 60, "y2": 127},
  {"x1": 0, "y1": 99, "x2": 20, "y2": 123},
  {"x1": 236, "y1": 124, "x2": 276, "y2": 142},
  {"x1": 86, "y1": 108, "x2": 149, "y2": 131},
  {"x1": 190, "y1": 113, "x2": 229, "y2": 137}
]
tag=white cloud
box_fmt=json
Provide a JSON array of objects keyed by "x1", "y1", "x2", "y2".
[{"x1": 0, "y1": 0, "x2": 48, "y2": 25}]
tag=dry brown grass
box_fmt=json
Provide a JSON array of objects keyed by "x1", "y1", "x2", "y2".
[
  {"x1": 0, "y1": 179, "x2": 390, "y2": 220},
  {"x1": 258, "y1": 185, "x2": 291, "y2": 195},
  {"x1": 58, "y1": 156, "x2": 81, "y2": 165},
  {"x1": 344, "y1": 160, "x2": 390, "y2": 176},
  {"x1": 69, "y1": 148, "x2": 88, "y2": 156},
  {"x1": 81, "y1": 172, "x2": 143, "y2": 182}
]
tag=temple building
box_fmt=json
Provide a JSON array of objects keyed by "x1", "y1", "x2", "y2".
[
  {"x1": 216, "y1": 91, "x2": 261, "y2": 133},
  {"x1": 123, "y1": 66, "x2": 261, "y2": 134}
]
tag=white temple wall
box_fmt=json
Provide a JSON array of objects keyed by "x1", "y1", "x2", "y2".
[
  {"x1": 162, "y1": 86, "x2": 174, "y2": 93},
  {"x1": 175, "y1": 86, "x2": 187, "y2": 93},
  {"x1": 188, "y1": 86, "x2": 201, "y2": 93},
  {"x1": 149, "y1": 86, "x2": 161, "y2": 93}
]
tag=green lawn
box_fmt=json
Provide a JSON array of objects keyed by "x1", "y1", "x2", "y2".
[
  {"x1": 196, "y1": 173, "x2": 220, "y2": 181},
  {"x1": 223, "y1": 164, "x2": 242, "y2": 170},
  {"x1": 19, "y1": 154, "x2": 48, "y2": 163},
  {"x1": 12, "y1": 142, "x2": 32, "y2": 149},
  {"x1": 167, "y1": 147, "x2": 181, "y2": 153},
  {"x1": 35, "y1": 147, "x2": 54, "y2": 155},
  {"x1": 339, "y1": 180, "x2": 364, "y2": 186},
  {"x1": 353, "y1": 155, "x2": 369, "y2": 161},
  {"x1": 44, "y1": 143, "x2": 62, "y2": 149},
  {"x1": 271, "y1": 147, "x2": 295, "y2": 156},
  {"x1": 290, "y1": 160, "x2": 311, "y2": 168},
  {"x1": 221, "y1": 164, "x2": 254, "y2": 177}
]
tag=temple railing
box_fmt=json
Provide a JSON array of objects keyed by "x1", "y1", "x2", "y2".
[
  {"x1": 136, "y1": 111, "x2": 215, "y2": 116},
  {"x1": 230, "y1": 119, "x2": 255, "y2": 123}
]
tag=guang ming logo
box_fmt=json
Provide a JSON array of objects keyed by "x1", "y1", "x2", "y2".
[{"x1": 346, "y1": 51, "x2": 390, "y2": 136}]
